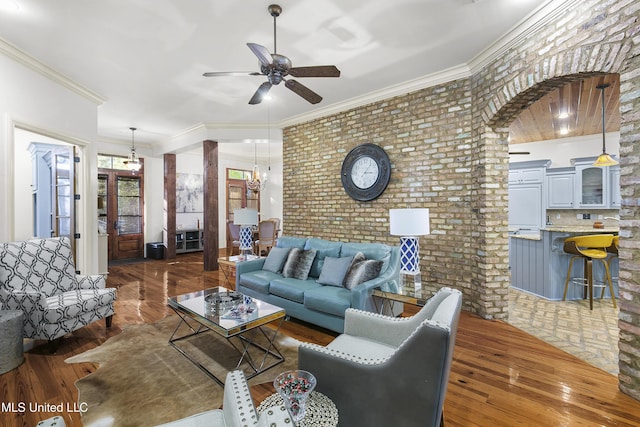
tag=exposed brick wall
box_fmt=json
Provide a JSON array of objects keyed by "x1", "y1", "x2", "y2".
[{"x1": 283, "y1": 0, "x2": 640, "y2": 399}]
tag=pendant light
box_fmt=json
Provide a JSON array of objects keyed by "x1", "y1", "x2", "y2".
[
  {"x1": 246, "y1": 141, "x2": 261, "y2": 193},
  {"x1": 124, "y1": 127, "x2": 141, "y2": 172},
  {"x1": 593, "y1": 83, "x2": 618, "y2": 167}
]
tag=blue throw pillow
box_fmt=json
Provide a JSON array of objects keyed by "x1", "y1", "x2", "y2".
[
  {"x1": 282, "y1": 248, "x2": 317, "y2": 280},
  {"x1": 317, "y1": 256, "x2": 354, "y2": 287},
  {"x1": 262, "y1": 247, "x2": 291, "y2": 273}
]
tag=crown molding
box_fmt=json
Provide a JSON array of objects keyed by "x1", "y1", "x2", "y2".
[
  {"x1": 0, "y1": 36, "x2": 105, "y2": 105},
  {"x1": 279, "y1": 64, "x2": 471, "y2": 128},
  {"x1": 468, "y1": 0, "x2": 581, "y2": 73}
]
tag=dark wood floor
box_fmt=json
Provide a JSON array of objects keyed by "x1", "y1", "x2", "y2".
[{"x1": 1, "y1": 253, "x2": 639, "y2": 427}]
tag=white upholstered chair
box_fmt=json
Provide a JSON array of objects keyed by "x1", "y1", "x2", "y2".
[
  {"x1": 0, "y1": 237, "x2": 116, "y2": 343},
  {"x1": 298, "y1": 286, "x2": 462, "y2": 427},
  {"x1": 155, "y1": 370, "x2": 291, "y2": 427}
]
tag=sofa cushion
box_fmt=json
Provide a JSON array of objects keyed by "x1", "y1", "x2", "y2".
[
  {"x1": 276, "y1": 236, "x2": 308, "y2": 249},
  {"x1": 317, "y1": 256, "x2": 353, "y2": 287},
  {"x1": 269, "y1": 278, "x2": 321, "y2": 303},
  {"x1": 340, "y1": 242, "x2": 392, "y2": 272},
  {"x1": 304, "y1": 238, "x2": 343, "y2": 278},
  {"x1": 282, "y1": 248, "x2": 317, "y2": 280},
  {"x1": 262, "y1": 247, "x2": 290, "y2": 273},
  {"x1": 304, "y1": 286, "x2": 352, "y2": 317},
  {"x1": 239, "y1": 270, "x2": 281, "y2": 294},
  {"x1": 343, "y1": 252, "x2": 384, "y2": 290}
]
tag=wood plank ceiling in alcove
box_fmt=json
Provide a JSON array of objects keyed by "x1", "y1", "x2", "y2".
[{"x1": 508, "y1": 74, "x2": 620, "y2": 145}]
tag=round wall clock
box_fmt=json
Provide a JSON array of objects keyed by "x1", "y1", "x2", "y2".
[{"x1": 341, "y1": 143, "x2": 391, "y2": 201}]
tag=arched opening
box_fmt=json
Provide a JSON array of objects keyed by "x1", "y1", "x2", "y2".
[{"x1": 487, "y1": 71, "x2": 622, "y2": 375}]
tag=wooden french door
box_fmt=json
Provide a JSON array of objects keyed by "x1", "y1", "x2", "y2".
[
  {"x1": 98, "y1": 168, "x2": 145, "y2": 260},
  {"x1": 226, "y1": 173, "x2": 259, "y2": 251}
]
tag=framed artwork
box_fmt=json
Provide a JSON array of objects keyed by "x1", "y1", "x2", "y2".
[{"x1": 176, "y1": 173, "x2": 203, "y2": 213}]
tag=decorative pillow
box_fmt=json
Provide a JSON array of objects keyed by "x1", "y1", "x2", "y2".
[
  {"x1": 282, "y1": 248, "x2": 317, "y2": 280},
  {"x1": 262, "y1": 247, "x2": 291, "y2": 273},
  {"x1": 343, "y1": 252, "x2": 384, "y2": 290},
  {"x1": 317, "y1": 256, "x2": 354, "y2": 287}
]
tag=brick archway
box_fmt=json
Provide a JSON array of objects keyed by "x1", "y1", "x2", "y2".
[{"x1": 479, "y1": 42, "x2": 639, "y2": 398}]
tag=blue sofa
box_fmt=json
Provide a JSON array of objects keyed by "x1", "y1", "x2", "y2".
[{"x1": 236, "y1": 236, "x2": 401, "y2": 333}]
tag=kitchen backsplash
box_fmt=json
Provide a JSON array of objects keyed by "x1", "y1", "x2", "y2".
[{"x1": 546, "y1": 209, "x2": 620, "y2": 227}]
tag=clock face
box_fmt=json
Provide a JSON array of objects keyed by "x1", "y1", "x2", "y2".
[
  {"x1": 341, "y1": 143, "x2": 391, "y2": 201},
  {"x1": 350, "y1": 156, "x2": 380, "y2": 189}
]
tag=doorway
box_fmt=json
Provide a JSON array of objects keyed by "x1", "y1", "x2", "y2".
[
  {"x1": 25, "y1": 136, "x2": 78, "y2": 260},
  {"x1": 98, "y1": 155, "x2": 145, "y2": 261},
  {"x1": 225, "y1": 168, "x2": 260, "y2": 253}
]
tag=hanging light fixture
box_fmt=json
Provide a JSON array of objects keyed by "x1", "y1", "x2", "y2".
[
  {"x1": 246, "y1": 141, "x2": 261, "y2": 193},
  {"x1": 124, "y1": 127, "x2": 141, "y2": 172},
  {"x1": 593, "y1": 83, "x2": 618, "y2": 167}
]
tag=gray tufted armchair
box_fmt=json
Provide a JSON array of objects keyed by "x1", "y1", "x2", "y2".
[
  {"x1": 298, "y1": 286, "x2": 462, "y2": 427},
  {"x1": 0, "y1": 237, "x2": 116, "y2": 343}
]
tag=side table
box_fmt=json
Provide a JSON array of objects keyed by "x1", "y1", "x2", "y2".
[
  {"x1": 0, "y1": 310, "x2": 24, "y2": 374},
  {"x1": 217, "y1": 255, "x2": 262, "y2": 290},
  {"x1": 257, "y1": 391, "x2": 338, "y2": 427},
  {"x1": 372, "y1": 285, "x2": 434, "y2": 315}
]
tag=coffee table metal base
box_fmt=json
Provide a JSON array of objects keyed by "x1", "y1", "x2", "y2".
[{"x1": 168, "y1": 312, "x2": 285, "y2": 387}]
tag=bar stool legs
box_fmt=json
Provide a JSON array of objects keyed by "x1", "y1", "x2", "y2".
[{"x1": 562, "y1": 234, "x2": 617, "y2": 310}]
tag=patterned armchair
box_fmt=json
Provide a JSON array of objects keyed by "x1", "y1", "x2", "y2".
[
  {"x1": 0, "y1": 237, "x2": 116, "y2": 342},
  {"x1": 298, "y1": 287, "x2": 462, "y2": 427}
]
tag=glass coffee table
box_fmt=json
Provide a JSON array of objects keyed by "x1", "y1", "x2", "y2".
[{"x1": 167, "y1": 286, "x2": 286, "y2": 386}]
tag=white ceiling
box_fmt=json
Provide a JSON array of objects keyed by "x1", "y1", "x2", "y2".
[{"x1": 0, "y1": 0, "x2": 560, "y2": 146}]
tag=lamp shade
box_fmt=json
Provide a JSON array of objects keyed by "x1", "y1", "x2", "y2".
[
  {"x1": 234, "y1": 208, "x2": 258, "y2": 226},
  {"x1": 390, "y1": 208, "x2": 430, "y2": 236}
]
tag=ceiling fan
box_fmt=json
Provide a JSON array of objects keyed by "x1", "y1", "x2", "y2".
[{"x1": 203, "y1": 4, "x2": 340, "y2": 105}]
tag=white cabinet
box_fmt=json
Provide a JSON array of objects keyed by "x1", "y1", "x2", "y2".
[
  {"x1": 610, "y1": 165, "x2": 621, "y2": 208},
  {"x1": 509, "y1": 184, "x2": 543, "y2": 231},
  {"x1": 508, "y1": 160, "x2": 550, "y2": 232},
  {"x1": 574, "y1": 160, "x2": 609, "y2": 208},
  {"x1": 546, "y1": 169, "x2": 575, "y2": 208},
  {"x1": 509, "y1": 168, "x2": 544, "y2": 184}
]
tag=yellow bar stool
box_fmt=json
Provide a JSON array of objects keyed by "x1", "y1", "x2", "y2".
[
  {"x1": 605, "y1": 235, "x2": 619, "y2": 290},
  {"x1": 562, "y1": 234, "x2": 617, "y2": 310}
]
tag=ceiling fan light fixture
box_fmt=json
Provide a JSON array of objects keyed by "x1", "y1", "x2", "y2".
[
  {"x1": 124, "y1": 127, "x2": 141, "y2": 172},
  {"x1": 593, "y1": 83, "x2": 618, "y2": 167}
]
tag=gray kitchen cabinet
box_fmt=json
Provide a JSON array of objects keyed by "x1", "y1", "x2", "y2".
[
  {"x1": 546, "y1": 168, "x2": 575, "y2": 209},
  {"x1": 573, "y1": 158, "x2": 609, "y2": 208},
  {"x1": 610, "y1": 165, "x2": 621, "y2": 208},
  {"x1": 509, "y1": 160, "x2": 550, "y2": 232}
]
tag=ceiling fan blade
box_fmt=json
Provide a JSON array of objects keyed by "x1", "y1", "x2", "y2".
[
  {"x1": 203, "y1": 71, "x2": 262, "y2": 77},
  {"x1": 249, "y1": 82, "x2": 273, "y2": 105},
  {"x1": 288, "y1": 66, "x2": 341, "y2": 78},
  {"x1": 285, "y1": 79, "x2": 322, "y2": 104},
  {"x1": 247, "y1": 43, "x2": 273, "y2": 66}
]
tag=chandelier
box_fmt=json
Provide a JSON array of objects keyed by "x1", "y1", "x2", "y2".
[{"x1": 124, "y1": 127, "x2": 141, "y2": 172}]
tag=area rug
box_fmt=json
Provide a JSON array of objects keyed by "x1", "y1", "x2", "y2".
[{"x1": 65, "y1": 315, "x2": 301, "y2": 427}]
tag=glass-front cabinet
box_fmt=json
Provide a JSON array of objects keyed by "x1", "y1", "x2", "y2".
[{"x1": 573, "y1": 159, "x2": 609, "y2": 208}]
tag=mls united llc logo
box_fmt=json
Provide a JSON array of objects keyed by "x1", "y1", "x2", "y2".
[{"x1": 1, "y1": 401, "x2": 88, "y2": 413}]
